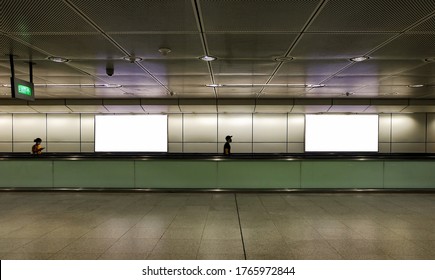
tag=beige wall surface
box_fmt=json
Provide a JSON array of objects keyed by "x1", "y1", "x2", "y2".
[{"x1": 0, "y1": 113, "x2": 433, "y2": 153}]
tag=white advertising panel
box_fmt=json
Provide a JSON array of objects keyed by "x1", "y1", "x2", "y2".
[{"x1": 95, "y1": 115, "x2": 167, "y2": 152}]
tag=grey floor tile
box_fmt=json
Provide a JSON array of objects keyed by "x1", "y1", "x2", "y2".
[
  {"x1": 2, "y1": 192, "x2": 435, "y2": 260},
  {"x1": 196, "y1": 253, "x2": 245, "y2": 260},
  {"x1": 99, "y1": 252, "x2": 149, "y2": 260},
  {"x1": 15, "y1": 238, "x2": 76, "y2": 253},
  {"x1": 151, "y1": 239, "x2": 201, "y2": 255},
  {"x1": 161, "y1": 227, "x2": 204, "y2": 240},
  {"x1": 198, "y1": 239, "x2": 244, "y2": 255},
  {"x1": 50, "y1": 252, "x2": 102, "y2": 260},
  {"x1": 202, "y1": 227, "x2": 242, "y2": 240},
  {"x1": 104, "y1": 238, "x2": 158, "y2": 254},
  {"x1": 58, "y1": 238, "x2": 118, "y2": 254},
  {"x1": 3, "y1": 252, "x2": 54, "y2": 260},
  {"x1": 121, "y1": 227, "x2": 166, "y2": 239},
  {"x1": 147, "y1": 252, "x2": 197, "y2": 260},
  {"x1": 82, "y1": 226, "x2": 131, "y2": 239},
  {"x1": 0, "y1": 238, "x2": 34, "y2": 253}
]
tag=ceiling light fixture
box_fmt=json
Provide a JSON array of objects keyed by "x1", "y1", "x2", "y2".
[
  {"x1": 158, "y1": 48, "x2": 172, "y2": 56},
  {"x1": 47, "y1": 56, "x2": 69, "y2": 63},
  {"x1": 123, "y1": 56, "x2": 143, "y2": 63},
  {"x1": 274, "y1": 56, "x2": 294, "y2": 62},
  {"x1": 2, "y1": 83, "x2": 123, "y2": 88},
  {"x1": 350, "y1": 56, "x2": 370, "y2": 62},
  {"x1": 199, "y1": 55, "x2": 217, "y2": 61},
  {"x1": 205, "y1": 83, "x2": 325, "y2": 88},
  {"x1": 408, "y1": 84, "x2": 425, "y2": 88}
]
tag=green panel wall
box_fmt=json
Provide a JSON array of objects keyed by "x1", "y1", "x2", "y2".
[
  {"x1": 135, "y1": 160, "x2": 217, "y2": 188},
  {"x1": 0, "y1": 160, "x2": 53, "y2": 188},
  {"x1": 384, "y1": 161, "x2": 435, "y2": 188},
  {"x1": 301, "y1": 160, "x2": 384, "y2": 188},
  {"x1": 217, "y1": 160, "x2": 300, "y2": 188},
  {"x1": 1, "y1": 158, "x2": 435, "y2": 190},
  {"x1": 53, "y1": 160, "x2": 135, "y2": 188}
]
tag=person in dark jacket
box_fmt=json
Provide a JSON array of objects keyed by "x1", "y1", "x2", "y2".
[{"x1": 223, "y1": 135, "x2": 232, "y2": 155}]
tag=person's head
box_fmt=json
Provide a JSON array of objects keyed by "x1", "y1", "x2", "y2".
[
  {"x1": 34, "y1": 138, "x2": 42, "y2": 144},
  {"x1": 225, "y1": 135, "x2": 232, "y2": 142}
]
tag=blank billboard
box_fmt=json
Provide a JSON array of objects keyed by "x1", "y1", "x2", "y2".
[
  {"x1": 305, "y1": 114, "x2": 378, "y2": 152},
  {"x1": 95, "y1": 115, "x2": 167, "y2": 152}
]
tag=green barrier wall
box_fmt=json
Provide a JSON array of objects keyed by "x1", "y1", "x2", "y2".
[{"x1": 0, "y1": 159, "x2": 434, "y2": 189}]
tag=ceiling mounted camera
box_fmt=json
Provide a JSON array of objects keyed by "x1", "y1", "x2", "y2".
[{"x1": 106, "y1": 62, "x2": 114, "y2": 76}]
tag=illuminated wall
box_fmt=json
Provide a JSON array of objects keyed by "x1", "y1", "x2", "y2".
[{"x1": 0, "y1": 113, "x2": 434, "y2": 153}]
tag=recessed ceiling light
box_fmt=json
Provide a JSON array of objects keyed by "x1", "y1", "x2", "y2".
[
  {"x1": 408, "y1": 84, "x2": 425, "y2": 88},
  {"x1": 158, "y1": 48, "x2": 171, "y2": 56},
  {"x1": 350, "y1": 56, "x2": 370, "y2": 62},
  {"x1": 123, "y1": 56, "x2": 143, "y2": 62},
  {"x1": 274, "y1": 56, "x2": 294, "y2": 62},
  {"x1": 306, "y1": 84, "x2": 326, "y2": 88},
  {"x1": 199, "y1": 55, "x2": 217, "y2": 61},
  {"x1": 47, "y1": 56, "x2": 69, "y2": 63}
]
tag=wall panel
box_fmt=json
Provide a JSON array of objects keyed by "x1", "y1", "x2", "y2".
[
  {"x1": 47, "y1": 114, "x2": 80, "y2": 141},
  {"x1": 168, "y1": 114, "x2": 182, "y2": 142},
  {"x1": 392, "y1": 114, "x2": 426, "y2": 143},
  {"x1": 218, "y1": 114, "x2": 252, "y2": 143},
  {"x1": 287, "y1": 114, "x2": 304, "y2": 142},
  {"x1": 0, "y1": 115, "x2": 12, "y2": 141},
  {"x1": 13, "y1": 114, "x2": 46, "y2": 142},
  {"x1": 253, "y1": 114, "x2": 287, "y2": 142},
  {"x1": 183, "y1": 114, "x2": 217, "y2": 142}
]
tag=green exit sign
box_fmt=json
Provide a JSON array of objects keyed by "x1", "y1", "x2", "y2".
[
  {"x1": 18, "y1": 84, "x2": 32, "y2": 96},
  {"x1": 11, "y1": 77, "x2": 35, "y2": 101}
]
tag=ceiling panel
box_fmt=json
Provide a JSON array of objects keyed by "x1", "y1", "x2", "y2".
[
  {"x1": 0, "y1": 35, "x2": 47, "y2": 61},
  {"x1": 143, "y1": 59, "x2": 209, "y2": 75},
  {"x1": 1, "y1": 0, "x2": 95, "y2": 33},
  {"x1": 109, "y1": 34, "x2": 204, "y2": 59},
  {"x1": 212, "y1": 60, "x2": 277, "y2": 75},
  {"x1": 275, "y1": 60, "x2": 351, "y2": 76},
  {"x1": 68, "y1": 60, "x2": 155, "y2": 77},
  {"x1": 200, "y1": 0, "x2": 321, "y2": 32},
  {"x1": 337, "y1": 60, "x2": 425, "y2": 76},
  {"x1": 325, "y1": 76, "x2": 385, "y2": 87},
  {"x1": 0, "y1": 0, "x2": 434, "y2": 112},
  {"x1": 408, "y1": 14, "x2": 435, "y2": 33},
  {"x1": 13, "y1": 34, "x2": 124, "y2": 59},
  {"x1": 206, "y1": 33, "x2": 298, "y2": 59},
  {"x1": 69, "y1": 0, "x2": 197, "y2": 32},
  {"x1": 400, "y1": 63, "x2": 435, "y2": 77},
  {"x1": 371, "y1": 34, "x2": 435, "y2": 59},
  {"x1": 355, "y1": 85, "x2": 435, "y2": 97},
  {"x1": 214, "y1": 75, "x2": 270, "y2": 85},
  {"x1": 269, "y1": 75, "x2": 328, "y2": 86},
  {"x1": 290, "y1": 33, "x2": 395, "y2": 59},
  {"x1": 307, "y1": 0, "x2": 435, "y2": 32}
]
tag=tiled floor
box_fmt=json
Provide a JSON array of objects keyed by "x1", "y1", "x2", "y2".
[{"x1": 0, "y1": 192, "x2": 435, "y2": 260}]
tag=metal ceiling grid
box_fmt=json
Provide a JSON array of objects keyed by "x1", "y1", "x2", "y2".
[
  {"x1": 68, "y1": 0, "x2": 198, "y2": 32},
  {"x1": 199, "y1": 0, "x2": 323, "y2": 32},
  {"x1": 1, "y1": 0, "x2": 96, "y2": 33},
  {"x1": 0, "y1": 0, "x2": 434, "y2": 113},
  {"x1": 306, "y1": 0, "x2": 435, "y2": 32}
]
